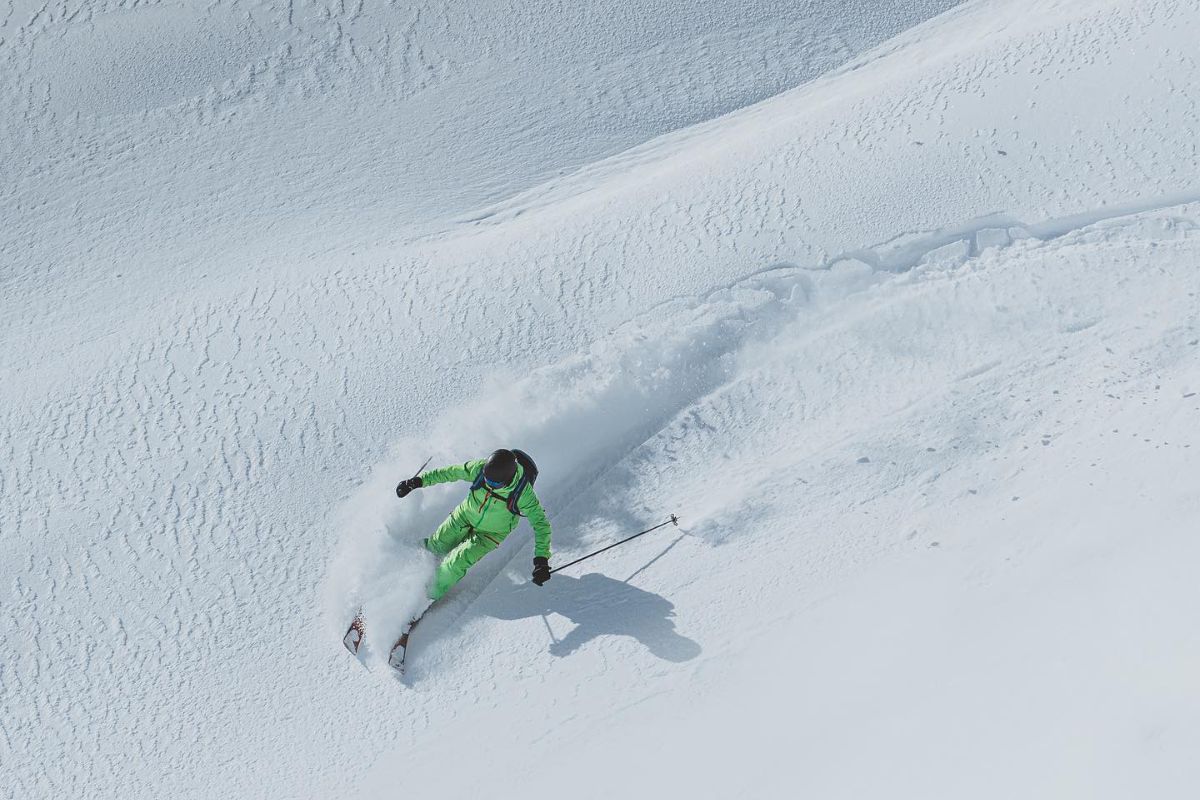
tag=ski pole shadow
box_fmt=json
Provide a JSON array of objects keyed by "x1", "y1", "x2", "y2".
[{"x1": 486, "y1": 572, "x2": 702, "y2": 663}]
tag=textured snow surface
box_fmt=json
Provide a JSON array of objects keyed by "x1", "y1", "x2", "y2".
[{"x1": 3, "y1": 0, "x2": 1200, "y2": 798}]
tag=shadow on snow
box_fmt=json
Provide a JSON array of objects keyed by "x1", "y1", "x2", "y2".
[{"x1": 485, "y1": 569, "x2": 702, "y2": 663}]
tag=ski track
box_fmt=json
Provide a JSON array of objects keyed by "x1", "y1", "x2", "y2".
[
  {"x1": 402, "y1": 199, "x2": 1200, "y2": 649},
  {"x1": 2, "y1": 0, "x2": 1200, "y2": 796},
  {"x1": 358, "y1": 193, "x2": 1200, "y2": 660}
]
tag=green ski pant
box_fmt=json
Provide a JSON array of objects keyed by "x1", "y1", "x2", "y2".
[{"x1": 424, "y1": 513, "x2": 507, "y2": 600}]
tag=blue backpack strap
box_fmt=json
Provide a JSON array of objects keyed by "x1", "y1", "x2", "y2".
[{"x1": 506, "y1": 475, "x2": 529, "y2": 516}]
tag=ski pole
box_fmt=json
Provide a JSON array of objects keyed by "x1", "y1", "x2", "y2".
[
  {"x1": 412, "y1": 456, "x2": 432, "y2": 478},
  {"x1": 549, "y1": 515, "x2": 679, "y2": 575}
]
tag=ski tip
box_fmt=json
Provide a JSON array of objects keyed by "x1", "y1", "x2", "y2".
[
  {"x1": 343, "y1": 612, "x2": 366, "y2": 657},
  {"x1": 387, "y1": 645, "x2": 407, "y2": 673}
]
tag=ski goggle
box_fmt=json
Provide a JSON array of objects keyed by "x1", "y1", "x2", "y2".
[{"x1": 484, "y1": 475, "x2": 507, "y2": 489}]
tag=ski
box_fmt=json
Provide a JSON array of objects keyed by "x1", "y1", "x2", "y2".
[
  {"x1": 387, "y1": 609, "x2": 430, "y2": 673},
  {"x1": 343, "y1": 600, "x2": 433, "y2": 671},
  {"x1": 343, "y1": 608, "x2": 366, "y2": 657}
]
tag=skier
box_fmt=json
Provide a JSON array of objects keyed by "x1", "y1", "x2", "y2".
[{"x1": 395, "y1": 449, "x2": 552, "y2": 600}]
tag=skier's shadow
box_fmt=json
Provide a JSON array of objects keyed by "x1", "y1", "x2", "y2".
[{"x1": 486, "y1": 572, "x2": 702, "y2": 663}]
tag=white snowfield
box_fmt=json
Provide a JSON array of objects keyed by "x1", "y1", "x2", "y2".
[{"x1": 2, "y1": 0, "x2": 1198, "y2": 798}]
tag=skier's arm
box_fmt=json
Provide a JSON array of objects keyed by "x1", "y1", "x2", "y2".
[
  {"x1": 419, "y1": 459, "x2": 485, "y2": 487},
  {"x1": 518, "y1": 487, "x2": 552, "y2": 559}
]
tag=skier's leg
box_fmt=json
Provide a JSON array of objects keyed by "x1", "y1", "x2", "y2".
[
  {"x1": 424, "y1": 512, "x2": 472, "y2": 556},
  {"x1": 429, "y1": 533, "x2": 501, "y2": 600}
]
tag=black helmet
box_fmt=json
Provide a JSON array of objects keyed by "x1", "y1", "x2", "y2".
[{"x1": 483, "y1": 449, "x2": 518, "y2": 486}]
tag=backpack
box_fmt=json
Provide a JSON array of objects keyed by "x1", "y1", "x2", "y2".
[{"x1": 470, "y1": 449, "x2": 539, "y2": 516}]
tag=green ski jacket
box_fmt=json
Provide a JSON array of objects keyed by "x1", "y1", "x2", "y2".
[{"x1": 419, "y1": 459, "x2": 552, "y2": 559}]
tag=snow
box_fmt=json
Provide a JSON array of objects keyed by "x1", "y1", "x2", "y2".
[{"x1": 3, "y1": 0, "x2": 1200, "y2": 798}]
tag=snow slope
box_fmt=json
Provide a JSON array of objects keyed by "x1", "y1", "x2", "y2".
[
  {"x1": 373, "y1": 201, "x2": 1200, "y2": 800},
  {"x1": 1, "y1": 0, "x2": 964, "y2": 303},
  {"x1": 3, "y1": 0, "x2": 1199, "y2": 797}
]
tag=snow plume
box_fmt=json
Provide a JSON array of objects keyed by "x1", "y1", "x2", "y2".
[
  {"x1": 321, "y1": 443, "x2": 440, "y2": 664},
  {"x1": 323, "y1": 258, "x2": 890, "y2": 645}
]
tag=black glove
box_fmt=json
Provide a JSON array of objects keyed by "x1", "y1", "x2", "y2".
[
  {"x1": 532, "y1": 556, "x2": 551, "y2": 586},
  {"x1": 395, "y1": 476, "x2": 423, "y2": 498}
]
